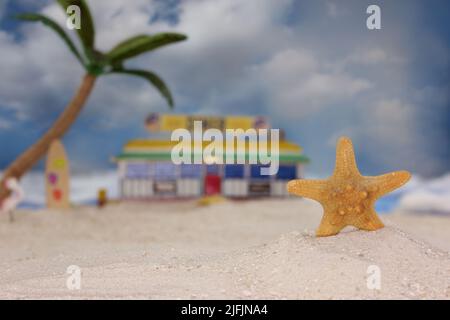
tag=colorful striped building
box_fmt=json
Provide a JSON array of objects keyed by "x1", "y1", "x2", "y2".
[
  {"x1": 114, "y1": 139, "x2": 309, "y2": 199},
  {"x1": 114, "y1": 114, "x2": 309, "y2": 199}
]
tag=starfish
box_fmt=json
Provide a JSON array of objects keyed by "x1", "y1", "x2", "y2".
[{"x1": 287, "y1": 137, "x2": 411, "y2": 237}]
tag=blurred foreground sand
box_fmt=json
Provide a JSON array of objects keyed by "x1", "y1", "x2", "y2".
[{"x1": 0, "y1": 199, "x2": 449, "y2": 299}]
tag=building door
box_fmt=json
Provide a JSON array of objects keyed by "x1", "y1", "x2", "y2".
[
  {"x1": 204, "y1": 175, "x2": 221, "y2": 195},
  {"x1": 204, "y1": 165, "x2": 221, "y2": 195}
]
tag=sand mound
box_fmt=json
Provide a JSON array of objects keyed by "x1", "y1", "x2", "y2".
[
  {"x1": 225, "y1": 227, "x2": 450, "y2": 299},
  {"x1": 2, "y1": 228, "x2": 449, "y2": 299},
  {"x1": 0, "y1": 200, "x2": 449, "y2": 299}
]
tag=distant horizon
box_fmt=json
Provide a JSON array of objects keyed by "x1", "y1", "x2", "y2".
[{"x1": 7, "y1": 169, "x2": 450, "y2": 216}]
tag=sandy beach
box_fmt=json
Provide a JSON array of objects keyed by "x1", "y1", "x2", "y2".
[{"x1": 0, "y1": 198, "x2": 449, "y2": 299}]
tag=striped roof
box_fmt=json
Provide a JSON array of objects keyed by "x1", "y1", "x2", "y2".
[{"x1": 115, "y1": 139, "x2": 309, "y2": 163}]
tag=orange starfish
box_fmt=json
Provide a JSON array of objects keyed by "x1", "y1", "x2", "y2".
[{"x1": 287, "y1": 137, "x2": 411, "y2": 237}]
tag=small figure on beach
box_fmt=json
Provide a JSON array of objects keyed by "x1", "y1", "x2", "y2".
[
  {"x1": 97, "y1": 188, "x2": 108, "y2": 208},
  {"x1": 287, "y1": 137, "x2": 411, "y2": 237},
  {"x1": 0, "y1": 177, "x2": 24, "y2": 222}
]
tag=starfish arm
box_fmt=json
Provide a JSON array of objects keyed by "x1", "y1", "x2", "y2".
[
  {"x1": 287, "y1": 179, "x2": 327, "y2": 201},
  {"x1": 316, "y1": 207, "x2": 346, "y2": 237},
  {"x1": 364, "y1": 170, "x2": 411, "y2": 198},
  {"x1": 333, "y1": 136, "x2": 361, "y2": 178},
  {"x1": 351, "y1": 207, "x2": 384, "y2": 231}
]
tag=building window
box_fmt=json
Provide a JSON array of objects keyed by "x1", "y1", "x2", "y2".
[
  {"x1": 126, "y1": 162, "x2": 149, "y2": 178},
  {"x1": 180, "y1": 164, "x2": 202, "y2": 178},
  {"x1": 153, "y1": 181, "x2": 177, "y2": 195},
  {"x1": 276, "y1": 165, "x2": 297, "y2": 180},
  {"x1": 224, "y1": 164, "x2": 244, "y2": 178},
  {"x1": 206, "y1": 164, "x2": 220, "y2": 176},
  {"x1": 154, "y1": 162, "x2": 178, "y2": 180},
  {"x1": 250, "y1": 164, "x2": 270, "y2": 179}
]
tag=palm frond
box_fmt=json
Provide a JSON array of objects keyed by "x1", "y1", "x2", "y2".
[
  {"x1": 111, "y1": 68, "x2": 174, "y2": 108},
  {"x1": 107, "y1": 33, "x2": 187, "y2": 64},
  {"x1": 15, "y1": 13, "x2": 85, "y2": 66}
]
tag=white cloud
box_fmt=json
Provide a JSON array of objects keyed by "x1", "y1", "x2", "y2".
[
  {"x1": 348, "y1": 48, "x2": 388, "y2": 65},
  {"x1": 257, "y1": 49, "x2": 318, "y2": 83},
  {"x1": 398, "y1": 173, "x2": 450, "y2": 214},
  {"x1": 366, "y1": 99, "x2": 417, "y2": 146},
  {"x1": 341, "y1": 47, "x2": 408, "y2": 68},
  {"x1": 253, "y1": 49, "x2": 372, "y2": 118},
  {"x1": 325, "y1": 1, "x2": 348, "y2": 18},
  {"x1": 326, "y1": 2, "x2": 338, "y2": 18}
]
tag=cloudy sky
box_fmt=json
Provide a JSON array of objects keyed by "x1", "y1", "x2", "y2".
[{"x1": 0, "y1": 0, "x2": 449, "y2": 177}]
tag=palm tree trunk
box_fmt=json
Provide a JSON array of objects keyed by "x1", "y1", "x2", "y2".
[{"x1": 0, "y1": 74, "x2": 96, "y2": 202}]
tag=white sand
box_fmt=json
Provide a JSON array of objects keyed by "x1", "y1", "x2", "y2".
[{"x1": 0, "y1": 199, "x2": 449, "y2": 299}]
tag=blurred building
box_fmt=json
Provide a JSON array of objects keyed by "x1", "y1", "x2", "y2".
[{"x1": 114, "y1": 113, "x2": 309, "y2": 199}]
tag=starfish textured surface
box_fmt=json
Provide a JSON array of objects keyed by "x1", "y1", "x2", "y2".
[{"x1": 287, "y1": 137, "x2": 411, "y2": 237}]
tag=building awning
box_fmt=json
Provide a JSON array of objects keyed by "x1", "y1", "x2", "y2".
[{"x1": 114, "y1": 139, "x2": 310, "y2": 164}]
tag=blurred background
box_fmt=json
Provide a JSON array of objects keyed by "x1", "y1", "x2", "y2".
[{"x1": 0, "y1": 0, "x2": 448, "y2": 213}]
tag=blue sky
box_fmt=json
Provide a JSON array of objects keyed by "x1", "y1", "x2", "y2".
[{"x1": 0, "y1": 0, "x2": 449, "y2": 177}]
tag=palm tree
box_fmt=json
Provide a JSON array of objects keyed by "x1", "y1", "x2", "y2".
[{"x1": 0, "y1": 0, "x2": 187, "y2": 201}]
